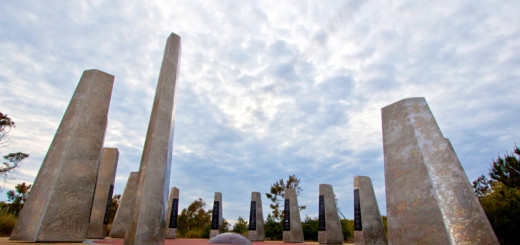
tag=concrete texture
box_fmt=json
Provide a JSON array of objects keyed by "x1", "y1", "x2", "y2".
[
  {"x1": 318, "y1": 184, "x2": 343, "y2": 244},
  {"x1": 210, "y1": 192, "x2": 223, "y2": 239},
  {"x1": 382, "y1": 97, "x2": 498, "y2": 245},
  {"x1": 124, "y1": 33, "x2": 181, "y2": 245},
  {"x1": 247, "y1": 192, "x2": 265, "y2": 241},
  {"x1": 87, "y1": 148, "x2": 119, "y2": 239},
  {"x1": 208, "y1": 232, "x2": 252, "y2": 244},
  {"x1": 165, "y1": 187, "x2": 179, "y2": 239},
  {"x1": 109, "y1": 172, "x2": 139, "y2": 238},
  {"x1": 283, "y1": 188, "x2": 304, "y2": 243},
  {"x1": 10, "y1": 69, "x2": 114, "y2": 242},
  {"x1": 353, "y1": 176, "x2": 386, "y2": 245}
]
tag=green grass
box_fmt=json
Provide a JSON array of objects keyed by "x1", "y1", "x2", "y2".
[{"x1": 0, "y1": 208, "x2": 16, "y2": 237}]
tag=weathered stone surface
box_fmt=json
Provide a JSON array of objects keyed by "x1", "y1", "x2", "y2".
[
  {"x1": 87, "y1": 148, "x2": 119, "y2": 239},
  {"x1": 124, "y1": 33, "x2": 181, "y2": 245},
  {"x1": 165, "y1": 187, "x2": 179, "y2": 239},
  {"x1": 109, "y1": 172, "x2": 138, "y2": 238},
  {"x1": 283, "y1": 188, "x2": 304, "y2": 243},
  {"x1": 382, "y1": 97, "x2": 498, "y2": 245},
  {"x1": 353, "y1": 176, "x2": 386, "y2": 245},
  {"x1": 209, "y1": 232, "x2": 252, "y2": 244},
  {"x1": 247, "y1": 192, "x2": 265, "y2": 241},
  {"x1": 10, "y1": 69, "x2": 114, "y2": 242},
  {"x1": 318, "y1": 184, "x2": 343, "y2": 244},
  {"x1": 210, "y1": 192, "x2": 223, "y2": 239}
]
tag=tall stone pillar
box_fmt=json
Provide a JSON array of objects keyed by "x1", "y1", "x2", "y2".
[
  {"x1": 353, "y1": 176, "x2": 386, "y2": 245},
  {"x1": 124, "y1": 33, "x2": 181, "y2": 245},
  {"x1": 10, "y1": 69, "x2": 114, "y2": 242},
  {"x1": 283, "y1": 188, "x2": 304, "y2": 243},
  {"x1": 87, "y1": 148, "x2": 119, "y2": 239},
  {"x1": 109, "y1": 172, "x2": 138, "y2": 238},
  {"x1": 165, "y1": 187, "x2": 179, "y2": 239},
  {"x1": 209, "y1": 192, "x2": 223, "y2": 239},
  {"x1": 382, "y1": 97, "x2": 498, "y2": 244},
  {"x1": 318, "y1": 184, "x2": 343, "y2": 244},
  {"x1": 247, "y1": 192, "x2": 265, "y2": 241}
]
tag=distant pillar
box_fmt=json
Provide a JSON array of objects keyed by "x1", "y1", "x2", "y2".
[
  {"x1": 209, "y1": 192, "x2": 223, "y2": 239},
  {"x1": 318, "y1": 184, "x2": 343, "y2": 244},
  {"x1": 353, "y1": 176, "x2": 386, "y2": 245},
  {"x1": 10, "y1": 69, "x2": 114, "y2": 242},
  {"x1": 165, "y1": 187, "x2": 179, "y2": 239},
  {"x1": 247, "y1": 192, "x2": 265, "y2": 241},
  {"x1": 382, "y1": 97, "x2": 498, "y2": 244},
  {"x1": 87, "y1": 148, "x2": 119, "y2": 239},
  {"x1": 124, "y1": 33, "x2": 181, "y2": 245},
  {"x1": 109, "y1": 172, "x2": 138, "y2": 238},
  {"x1": 283, "y1": 188, "x2": 304, "y2": 243}
]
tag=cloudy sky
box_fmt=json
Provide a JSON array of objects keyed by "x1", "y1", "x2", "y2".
[{"x1": 1, "y1": 0, "x2": 519, "y2": 225}]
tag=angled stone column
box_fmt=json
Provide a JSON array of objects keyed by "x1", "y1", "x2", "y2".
[
  {"x1": 124, "y1": 33, "x2": 181, "y2": 245},
  {"x1": 247, "y1": 192, "x2": 265, "y2": 241},
  {"x1": 209, "y1": 192, "x2": 223, "y2": 239},
  {"x1": 10, "y1": 69, "x2": 114, "y2": 242},
  {"x1": 318, "y1": 184, "x2": 343, "y2": 244},
  {"x1": 353, "y1": 176, "x2": 386, "y2": 245},
  {"x1": 87, "y1": 148, "x2": 119, "y2": 239},
  {"x1": 165, "y1": 187, "x2": 179, "y2": 239},
  {"x1": 109, "y1": 172, "x2": 138, "y2": 238},
  {"x1": 283, "y1": 188, "x2": 303, "y2": 243},
  {"x1": 382, "y1": 97, "x2": 498, "y2": 244}
]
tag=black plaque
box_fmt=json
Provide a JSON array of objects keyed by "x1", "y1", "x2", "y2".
[
  {"x1": 354, "y1": 189, "x2": 362, "y2": 231},
  {"x1": 318, "y1": 195, "x2": 326, "y2": 231},
  {"x1": 283, "y1": 199, "x2": 290, "y2": 231},
  {"x1": 168, "y1": 199, "x2": 179, "y2": 228},
  {"x1": 249, "y1": 201, "x2": 256, "y2": 230},
  {"x1": 211, "y1": 201, "x2": 220, "y2": 230},
  {"x1": 103, "y1": 185, "x2": 114, "y2": 225}
]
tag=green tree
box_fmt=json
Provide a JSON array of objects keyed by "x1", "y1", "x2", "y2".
[
  {"x1": 108, "y1": 194, "x2": 121, "y2": 224},
  {"x1": 489, "y1": 146, "x2": 520, "y2": 189},
  {"x1": 302, "y1": 216, "x2": 318, "y2": 241},
  {"x1": 5, "y1": 182, "x2": 31, "y2": 216},
  {"x1": 265, "y1": 174, "x2": 306, "y2": 221},
  {"x1": 178, "y1": 198, "x2": 211, "y2": 238},
  {"x1": 0, "y1": 113, "x2": 29, "y2": 180},
  {"x1": 231, "y1": 216, "x2": 248, "y2": 236},
  {"x1": 264, "y1": 214, "x2": 282, "y2": 240}
]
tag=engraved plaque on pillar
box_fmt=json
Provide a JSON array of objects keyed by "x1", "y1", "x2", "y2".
[
  {"x1": 318, "y1": 195, "x2": 326, "y2": 231},
  {"x1": 249, "y1": 201, "x2": 256, "y2": 230},
  {"x1": 168, "y1": 199, "x2": 178, "y2": 228},
  {"x1": 354, "y1": 189, "x2": 362, "y2": 231},
  {"x1": 211, "y1": 201, "x2": 220, "y2": 230},
  {"x1": 283, "y1": 199, "x2": 290, "y2": 231},
  {"x1": 103, "y1": 185, "x2": 114, "y2": 225}
]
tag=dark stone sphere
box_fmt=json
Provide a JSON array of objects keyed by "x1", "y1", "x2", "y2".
[{"x1": 208, "y1": 232, "x2": 252, "y2": 244}]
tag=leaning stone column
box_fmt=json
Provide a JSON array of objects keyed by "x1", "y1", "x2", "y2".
[
  {"x1": 283, "y1": 188, "x2": 304, "y2": 243},
  {"x1": 165, "y1": 187, "x2": 179, "y2": 239},
  {"x1": 124, "y1": 33, "x2": 181, "y2": 245},
  {"x1": 87, "y1": 148, "x2": 119, "y2": 239},
  {"x1": 109, "y1": 172, "x2": 138, "y2": 238},
  {"x1": 318, "y1": 184, "x2": 343, "y2": 244},
  {"x1": 353, "y1": 176, "x2": 386, "y2": 245},
  {"x1": 382, "y1": 97, "x2": 498, "y2": 244},
  {"x1": 10, "y1": 69, "x2": 114, "y2": 242},
  {"x1": 209, "y1": 192, "x2": 223, "y2": 239},
  {"x1": 247, "y1": 192, "x2": 265, "y2": 241}
]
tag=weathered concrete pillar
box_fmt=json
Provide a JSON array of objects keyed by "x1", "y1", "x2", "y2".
[
  {"x1": 353, "y1": 176, "x2": 386, "y2": 245},
  {"x1": 209, "y1": 192, "x2": 223, "y2": 239},
  {"x1": 247, "y1": 192, "x2": 265, "y2": 241},
  {"x1": 165, "y1": 187, "x2": 179, "y2": 239},
  {"x1": 109, "y1": 172, "x2": 138, "y2": 238},
  {"x1": 382, "y1": 97, "x2": 498, "y2": 244},
  {"x1": 87, "y1": 148, "x2": 119, "y2": 239},
  {"x1": 124, "y1": 33, "x2": 181, "y2": 245},
  {"x1": 283, "y1": 188, "x2": 304, "y2": 243},
  {"x1": 318, "y1": 184, "x2": 343, "y2": 244},
  {"x1": 10, "y1": 69, "x2": 114, "y2": 242}
]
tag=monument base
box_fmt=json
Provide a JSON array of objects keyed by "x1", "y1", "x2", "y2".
[
  {"x1": 209, "y1": 230, "x2": 219, "y2": 239},
  {"x1": 165, "y1": 228, "x2": 177, "y2": 239}
]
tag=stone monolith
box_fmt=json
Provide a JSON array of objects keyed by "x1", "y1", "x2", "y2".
[
  {"x1": 87, "y1": 148, "x2": 119, "y2": 239},
  {"x1": 124, "y1": 33, "x2": 181, "y2": 245},
  {"x1": 165, "y1": 187, "x2": 179, "y2": 239},
  {"x1": 247, "y1": 192, "x2": 265, "y2": 241},
  {"x1": 353, "y1": 176, "x2": 386, "y2": 245},
  {"x1": 109, "y1": 172, "x2": 138, "y2": 238},
  {"x1": 209, "y1": 192, "x2": 223, "y2": 239},
  {"x1": 283, "y1": 188, "x2": 304, "y2": 243},
  {"x1": 382, "y1": 97, "x2": 498, "y2": 244},
  {"x1": 10, "y1": 69, "x2": 114, "y2": 242},
  {"x1": 318, "y1": 184, "x2": 343, "y2": 244}
]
